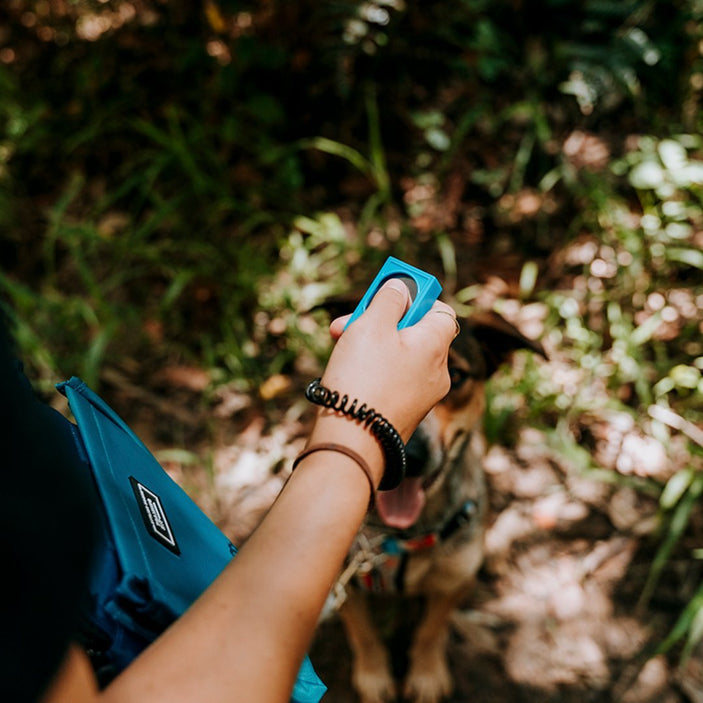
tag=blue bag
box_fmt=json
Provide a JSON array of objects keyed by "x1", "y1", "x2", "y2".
[{"x1": 57, "y1": 376, "x2": 326, "y2": 703}]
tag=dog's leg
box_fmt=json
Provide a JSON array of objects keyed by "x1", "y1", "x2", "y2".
[
  {"x1": 339, "y1": 589, "x2": 397, "y2": 703},
  {"x1": 403, "y1": 591, "x2": 464, "y2": 703}
]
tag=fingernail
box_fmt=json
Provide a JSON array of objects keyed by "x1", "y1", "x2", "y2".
[{"x1": 383, "y1": 278, "x2": 409, "y2": 295}]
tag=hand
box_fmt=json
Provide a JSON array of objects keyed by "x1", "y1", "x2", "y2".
[{"x1": 320, "y1": 278, "x2": 457, "y2": 441}]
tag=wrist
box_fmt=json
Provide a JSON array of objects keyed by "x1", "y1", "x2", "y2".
[
  {"x1": 292, "y1": 443, "x2": 376, "y2": 509},
  {"x1": 307, "y1": 411, "x2": 385, "y2": 487},
  {"x1": 303, "y1": 378, "x2": 406, "y2": 490}
]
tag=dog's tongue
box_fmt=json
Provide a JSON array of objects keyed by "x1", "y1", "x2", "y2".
[{"x1": 376, "y1": 477, "x2": 426, "y2": 529}]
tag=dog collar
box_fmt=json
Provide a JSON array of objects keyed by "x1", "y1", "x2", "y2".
[
  {"x1": 356, "y1": 500, "x2": 478, "y2": 593},
  {"x1": 381, "y1": 499, "x2": 478, "y2": 555}
]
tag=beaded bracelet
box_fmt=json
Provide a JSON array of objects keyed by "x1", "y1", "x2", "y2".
[{"x1": 303, "y1": 378, "x2": 406, "y2": 491}]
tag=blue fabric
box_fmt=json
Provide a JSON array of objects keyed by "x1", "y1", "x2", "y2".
[{"x1": 58, "y1": 376, "x2": 326, "y2": 702}]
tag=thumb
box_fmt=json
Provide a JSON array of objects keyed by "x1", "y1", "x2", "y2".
[{"x1": 363, "y1": 278, "x2": 412, "y2": 327}]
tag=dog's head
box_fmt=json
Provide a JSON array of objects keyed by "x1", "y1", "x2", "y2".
[{"x1": 374, "y1": 311, "x2": 547, "y2": 529}]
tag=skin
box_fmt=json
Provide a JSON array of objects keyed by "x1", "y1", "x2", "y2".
[{"x1": 43, "y1": 279, "x2": 458, "y2": 703}]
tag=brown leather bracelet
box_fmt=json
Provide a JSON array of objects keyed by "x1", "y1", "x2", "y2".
[{"x1": 292, "y1": 442, "x2": 376, "y2": 510}]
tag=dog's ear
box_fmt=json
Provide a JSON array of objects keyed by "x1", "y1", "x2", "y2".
[{"x1": 462, "y1": 311, "x2": 548, "y2": 378}]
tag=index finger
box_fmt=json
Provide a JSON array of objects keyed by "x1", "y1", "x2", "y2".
[{"x1": 329, "y1": 313, "x2": 352, "y2": 340}]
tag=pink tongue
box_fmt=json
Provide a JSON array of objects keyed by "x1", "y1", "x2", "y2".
[{"x1": 376, "y1": 477, "x2": 426, "y2": 529}]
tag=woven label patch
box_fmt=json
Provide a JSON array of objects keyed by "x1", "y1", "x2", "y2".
[{"x1": 129, "y1": 476, "x2": 180, "y2": 555}]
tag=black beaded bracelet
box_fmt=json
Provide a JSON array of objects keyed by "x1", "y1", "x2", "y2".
[{"x1": 304, "y1": 378, "x2": 406, "y2": 491}]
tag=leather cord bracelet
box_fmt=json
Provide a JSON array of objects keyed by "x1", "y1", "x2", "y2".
[
  {"x1": 292, "y1": 443, "x2": 375, "y2": 509},
  {"x1": 303, "y1": 378, "x2": 406, "y2": 491}
]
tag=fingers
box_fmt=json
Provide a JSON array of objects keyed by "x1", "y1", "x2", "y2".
[
  {"x1": 329, "y1": 314, "x2": 351, "y2": 340},
  {"x1": 411, "y1": 301, "x2": 460, "y2": 345},
  {"x1": 330, "y1": 285, "x2": 456, "y2": 342}
]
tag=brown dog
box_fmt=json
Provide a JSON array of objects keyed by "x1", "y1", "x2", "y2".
[{"x1": 334, "y1": 311, "x2": 546, "y2": 703}]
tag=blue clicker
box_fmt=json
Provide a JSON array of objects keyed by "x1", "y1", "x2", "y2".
[{"x1": 344, "y1": 256, "x2": 442, "y2": 330}]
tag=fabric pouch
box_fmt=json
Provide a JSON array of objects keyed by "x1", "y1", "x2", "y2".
[{"x1": 57, "y1": 376, "x2": 326, "y2": 703}]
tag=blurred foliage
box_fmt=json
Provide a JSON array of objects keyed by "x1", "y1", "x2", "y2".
[{"x1": 1, "y1": 0, "x2": 703, "y2": 665}]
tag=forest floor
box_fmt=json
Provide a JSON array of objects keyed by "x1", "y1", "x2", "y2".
[{"x1": 72, "y1": 234, "x2": 703, "y2": 703}]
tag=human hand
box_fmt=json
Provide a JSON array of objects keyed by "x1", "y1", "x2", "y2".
[{"x1": 320, "y1": 278, "x2": 457, "y2": 441}]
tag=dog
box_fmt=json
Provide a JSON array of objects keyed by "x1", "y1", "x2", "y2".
[{"x1": 334, "y1": 310, "x2": 546, "y2": 703}]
